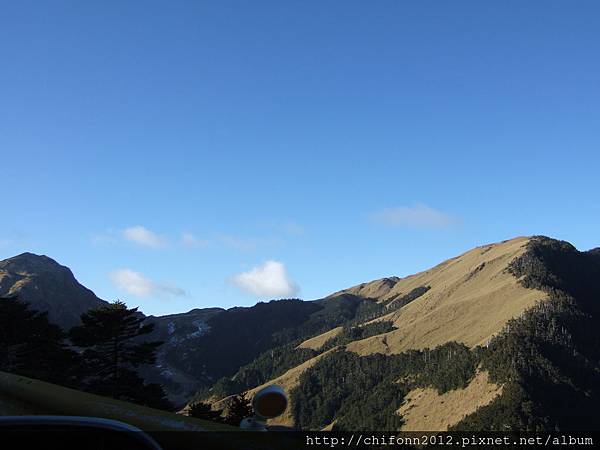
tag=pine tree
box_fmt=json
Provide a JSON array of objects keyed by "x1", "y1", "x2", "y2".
[
  {"x1": 188, "y1": 401, "x2": 224, "y2": 422},
  {"x1": 69, "y1": 300, "x2": 172, "y2": 410},
  {"x1": 0, "y1": 296, "x2": 79, "y2": 385},
  {"x1": 224, "y1": 393, "x2": 253, "y2": 426}
]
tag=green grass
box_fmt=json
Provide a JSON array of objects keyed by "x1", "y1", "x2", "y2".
[
  {"x1": 0, "y1": 371, "x2": 302, "y2": 449},
  {"x1": 0, "y1": 370, "x2": 236, "y2": 432}
]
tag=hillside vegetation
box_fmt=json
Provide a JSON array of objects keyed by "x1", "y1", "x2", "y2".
[{"x1": 206, "y1": 237, "x2": 600, "y2": 431}]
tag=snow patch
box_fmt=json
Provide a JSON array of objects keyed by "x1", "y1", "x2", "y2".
[
  {"x1": 167, "y1": 320, "x2": 210, "y2": 345},
  {"x1": 188, "y1": 320, "x2": 209, "y2": 338},
  {"x1": 167, "y1": 321, "x2": 175, "y2": 335},
  {"x1": 161, "y1": 369, "x2": 174, "y2": 378}
]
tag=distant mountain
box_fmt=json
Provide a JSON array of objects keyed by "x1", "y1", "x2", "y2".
[
  {"x1": 0, "y1": 252, "x2": 227, "y2": 405},
  {"x1": 587, "y1": 247, "x2": 600, "y2": 258},
  {"x1": 0, "y1": 251, "x2": 387, "y2": 407},
  {"x1": 0, "y1": 253, "x2": 372, "y2": 406},
  {"x1": 143, "y1": 293, "x2": 379, "y2": 407},
  {"x1": 0, "y1": 253, "x2": 108, "y2": 329},
  {"x1": 141, "y1": 308, "x2": 225, "y2": 406}
]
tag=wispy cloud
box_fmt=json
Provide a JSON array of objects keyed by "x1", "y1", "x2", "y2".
[
  {"x1": 0, "y1": 231, "x2": 34, "y2": 250},
  {"x1": 231, "y1": 260, "x2": 299, "y2": 297},
  {"x1": 372, "y1": 204, "x2": 457, "y2": 229},
  {"x1": 219, "y1": 235, "x2": 283, "y2": 252},
  {"x1": 92, "y1": 227, "x2": 288, "y2": 252},
  {"x1": 90, "y1": 230, "x2": 119, "y2": 246},
  {"x1": 181, "y1": 232, "x2": 209, "y2": 249},
  {"x1": 122, "y1": 226, "x2": 166, "y2": 248},
  {"x1": 258, "y1": 219, "x2": 306, "y2": 237},
  {"x1": 110, "y1": 268, "x2": 186, "y2": 298}
]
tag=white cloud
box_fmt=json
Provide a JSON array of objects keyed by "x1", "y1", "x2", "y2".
[
  {"x1": 372, "y1": 204, "x2": 457, "y2": 228},
  {"x1": 110, "y1": 268, "x2": 186, "y2": 298},
  {"x1": 181, "y1": 232, "x2": 209, "y2": 249},
  {"x1": 122, "y1": 226, "x2": 166, "y2": 248},
  {"x1": 231, "y1": 260, "x2": 299, "y2": 298}
]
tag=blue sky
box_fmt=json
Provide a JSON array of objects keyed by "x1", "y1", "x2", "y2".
[{"x1": 1, "y1": 1, "x2": 598, "y2": 316}]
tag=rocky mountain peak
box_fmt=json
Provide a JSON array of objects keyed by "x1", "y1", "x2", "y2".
[{"x1": 0, "y1": 252, "x2": 107, "y2": 329}]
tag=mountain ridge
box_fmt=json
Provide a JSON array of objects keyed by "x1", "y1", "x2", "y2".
[
  {"x1": 210, "y1": 236, "x2": 545, "y2": 428},
  {"x1": 2, "y1": 235, "x2": 599, "y2": 431},
  {"x1": 198, "y1": 236, "x2": 600, "y2": 431}
]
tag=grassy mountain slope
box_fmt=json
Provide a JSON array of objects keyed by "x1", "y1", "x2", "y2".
[
  {"x1": 0, "y1": 371, "x2": 278, "y2": 450},
  {"x1": 397, "y1": 369, "x2": 502, "y2": 431},
  {"x1": 334, "y1": 237, "x2": 544, "y2": 354},
  {"x1": 233, "y1": 237, "x2": 543, "y2": 428},
  {"x1": 0, "y1": 371, "x2": 230, "y2": 431},
  {"x1": 209, "y1": 236, "x2": 600, "y2": 431},
  {"x1": 451, "y1": 237, "x2": 600, "y2": 431},
  {"x1": 297, "y1": 326, "x2": 343, "y2": 351}
]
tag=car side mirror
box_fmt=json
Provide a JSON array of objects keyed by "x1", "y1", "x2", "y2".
[
  {"x1": 240, "y1": 385, "x2": 288, "y2": 431},
  {"x1": 0, "y1": 416, "x2": 162, "y2": 450}
]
